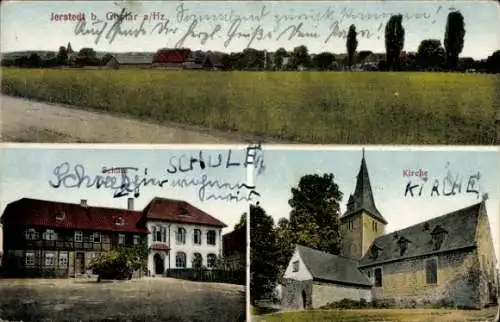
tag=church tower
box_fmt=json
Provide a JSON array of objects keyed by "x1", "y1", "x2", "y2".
[{"x1": 340, "y1": 150, "x2": 388, "y2": 260}]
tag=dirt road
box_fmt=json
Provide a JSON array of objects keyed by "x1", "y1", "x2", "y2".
[{"x1": 0, "y1": 95, "x2": 259, "y2": 143}]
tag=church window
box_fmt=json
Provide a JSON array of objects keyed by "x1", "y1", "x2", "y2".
[
  {"x1": 397, "y1": 237, "x2": 410, "y2": 256},
  {"x1": 292, "y1": 260, "x2": 300, "y2": 272},
  {"x1": 347, "y1": 219, "x2": 354, "y2": 231},
  {"x1": 426, "y1": 258, "x2": 438, "y2": 284},
  {"x1": 370, "y1": 245, "x2": 382, "y2": 260},
  {"x1": 431, "y1": 226, "x2": 448, "y2": 251},
  {"x1": 372, "y1": 221, "x2": 378, "y2": 232},
  {"x1": 374, "y1": 268, "x2": 382, "y2": 287}
]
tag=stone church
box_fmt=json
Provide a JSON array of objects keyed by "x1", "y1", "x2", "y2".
[{"x1": 281, "y1": 151, "x2": 498, "y2": 310}]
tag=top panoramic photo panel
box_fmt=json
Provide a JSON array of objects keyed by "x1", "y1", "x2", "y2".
[{"x1": 1, "y1": 0, "x2": 498, "y2": 144}]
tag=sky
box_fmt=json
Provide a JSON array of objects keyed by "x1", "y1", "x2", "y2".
[
  {"x1": 0, "y1": 145, "x2": 255, "y2": 247},
  {"x1": 1, "y1": 1, "x2": 498, "y2": 59},
  {"x1": 249, "y1": 146, "x2": 500, "y2": 267}
]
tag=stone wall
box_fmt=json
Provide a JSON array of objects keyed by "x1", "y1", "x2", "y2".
[
  {"x1": 360, "y1": 249, "x2": 481, "y2": 308},
  {"x1": 281, "y1": 278, "x2": 312, "y2": 310},
  {"x1": 312, "y1": 281, "x2": 372, "y2": 308}
]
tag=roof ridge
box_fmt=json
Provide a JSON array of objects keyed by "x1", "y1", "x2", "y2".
[{"x1": 14, "y1": 198, "x2": 142, "y2": 213}]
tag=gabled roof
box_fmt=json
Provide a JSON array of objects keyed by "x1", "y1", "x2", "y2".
[
  {"x1": 0, "y1": 198, "x2": 147, "y2": 233},
  {"x1": 342, "y1": 150, "x2": 387, "y2": 224},
  {"x1": 143, "y1": 197, "x2": 226, "y2": 228},
  {"x1": 153, "y1": 48, "x2": 192, "y2": 64},
  {"x1": 296, "y1": 245, "x2": 372, "y2": 287},
  {"x1": 114, "y1": 53, "x2": 153, "y2": 65},
  {"x1": 359, "y1": 202, "x2": 483, "y2": 267}
]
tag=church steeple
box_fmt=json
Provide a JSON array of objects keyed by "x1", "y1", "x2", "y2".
[{"x1": 345, "y1": 150, "x2": 387, "y2": 224}]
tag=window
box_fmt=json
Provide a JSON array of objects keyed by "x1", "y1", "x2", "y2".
[
  {"x1": 59, "y1": 253, "x2": 68, "y2": 266},
  {"x1": 43, "y1": 229, "x2": 57, "y2": 241},
  {"x1": 398, "y1": 237, "x2": 409, "y2": 256},
  {"x1": 45, "y1": 253, "x2": 55, "y2": 266},
  {"x1": 207, "y1": 230, "x2": 216, "y2": 245},
  {"x1": 133, "y1": 235, "x2": 140, "y2": 245},
  {"x1": 347, "y1": 220, "x2": 354, "y2": 231},
  {"x1": 426, "y1": 258, "x2": 438, "y2": 284},
  {"x1": 193, "y1": 229, "x2": 202, "y2": 245},
  {"x1": 374, "y1": 268, "x2": 382, "y2": 287},
  {"x1": 292, "y1": 260, "x2": 300, "y2": 272},
  {"x1": 55, "y1": 212, "x2": 66, "y2": 220},
  {"x1": 192, "y1": 252, "x2": 203, "y2": 268},
  {"x1": 431, "y1": 226, "x2": 448, "y2": 251},
  {"x1": 118, "y1": 234, "x2": 125, "y2": 245},
  {"x1": 372, "y1": 221, "x2": 378, "y2": 232},
  {"x1": 153, "y1": 226, "x2": 166, "y2": 242},
  {"x1": 176, "y1": 227, "x2": 186, "y2": 244},
  {"x1": 25, "y1": 252, "x2": 34, "y2": 265},
  {"x1": 367, "y1": 270, "x2": 371, "y2": 278},
  {"x1": 25, "y1": 229, "x2": 38, "y2": 240},
  {"x1": 370, "y1": 245, "x2": 382, "y2": 260},
  {"x1": 176, "y1": 252, "x2": 186, "y2": 268},
  {"x1": 74, "y1": 231, "x2": 83, "y2": 242},
  {"x1": 93, "y1": 232, "x2": 101, "y2": 243},
  {"x1": 207, "y1": 254, "x2": 217, "y2": 268}
]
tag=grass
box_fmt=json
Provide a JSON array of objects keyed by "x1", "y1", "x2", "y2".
[
  {"x1": 1, "y1": 127, "x2": 96, "y2": 143},
  {"x1": 2, "y1": 68, "x2": 498, "y2": 144},
  {"x1": 0, "y1": 278, "x2": 245, "y2": 321},
  {"x1": 251, "y1": 307, "x2": 499, "y2": 322}
]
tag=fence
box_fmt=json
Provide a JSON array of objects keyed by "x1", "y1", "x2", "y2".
[{"x1": 166, "y1": 268, "x2": 245, "y2": 285}]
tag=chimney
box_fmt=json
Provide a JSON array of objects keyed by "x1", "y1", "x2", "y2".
[
  {"x1": 127, "y1": 198, "x2": 134, "y2": 210},
  {"x1": 80, "y1": 199, "x2": 87, "y2": 207}
]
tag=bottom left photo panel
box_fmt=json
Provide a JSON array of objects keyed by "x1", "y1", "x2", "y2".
[{"x1": 0, "y1": 144, "x2": 250, "y2": 322}]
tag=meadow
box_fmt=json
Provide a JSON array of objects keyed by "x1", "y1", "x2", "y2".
[
  {"x1": 252, "y1": 307, "x2": 498, "y2": 322},
  {"x1": 2, "y1": 68, "x2": 498, "y2": 144}
]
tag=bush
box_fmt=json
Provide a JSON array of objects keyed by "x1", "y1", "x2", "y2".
[{"x1": 89, "y1": 245, "x2": 147, "y2": 281}]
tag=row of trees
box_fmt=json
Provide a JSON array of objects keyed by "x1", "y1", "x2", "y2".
[{"x1": 251, "y1": 173, "x2": 345, "y2": 304}]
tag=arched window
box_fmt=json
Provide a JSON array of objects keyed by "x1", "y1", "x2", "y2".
[
  {"x1": 193, "y1": 229, "x2": 202, "y2": 245},
  {"x1": 176, "y1": 227, "x2": 186, "y2": 244},
  {"x1": 192, "y1": 252, "x2": 203, "y2": 268},
  {"x1": 207, "y1": 253, "x2": 217, "y2": 268},
  {"x1": 175, "y1": 252, "x2": 186, "y2": 268}
]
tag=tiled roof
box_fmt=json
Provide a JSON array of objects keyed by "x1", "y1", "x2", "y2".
[
  {"x1": 153, "y1": 48, "x2": 192, "y2": 64},
  {"x1": 359, "y1": 202, "x2": 483, "y2": 267},
  {"x1": 342, "y1": 151, "x2": 388, "y2": 224},
  {"x1": 151, "y1": 243, "x2": 170, "y2": 251},
  {"x1": 1, "y1": 198, "x2": 147, "y2": 233},
  {"x1": 143, "y1": 197, "x2": 226, "y2": 228},
  {"x1": 296, "y1": 245, "x2": 372, "y2": 287}
]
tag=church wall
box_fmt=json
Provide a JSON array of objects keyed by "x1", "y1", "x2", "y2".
[
  {"x1": 475, "y1": 208, "x2": 499, "y2": 307},
  {"x1": 311, "y1": 281, "x2": 372, "y2": 308},
  {"x1": 361, "y1": 214, "x2": 385, "y2": 258},
  {"x1": 340, "y1": 215, "x2": 363, "y2": 260},
  {"x1": 280, "y1": 278, "x2": 312, "y2": 310},
  {"x1": 360, "y1": 249, "x2": 481, "y2": 308}
]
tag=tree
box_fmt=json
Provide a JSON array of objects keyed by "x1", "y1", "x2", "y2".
[
  {"x1": 275, "y1": 217, "x2": 294, "y2": 280},
  {"x1": 291, "y1": 45, "x2": 310, "y2": 70},
  {"x1": 234, "y1": 212, "x2": 247, "y2": 230},
  {"x1": 417, "y1": 39, "x2": 446, "y2": 70},
  {"x1": 444, "y1": 11, "x2": 465, "y2": 70},
  {"x1": 89, "y1": 242, "x2": 148, "y2": 281},
  {"x1": 76, "y1": 47, "x2": 98, "y2": 66},
  {"x1": 56, "y1": 46, "x2": 68, "y2": 65},
  {"x1": 347, "y1": 24, "x2": 358, "y2": 69},
  {"x1": 250, "y1": 203, "x2": 279, "y2": 304},
  {"x1": 274, "y1": 47, "x2": 288, "y2": 70},
  {"x1": 385, "y1": 15, "x2": 405, "y2": 70},
  {"x1": 312, "y1": 52, "x2": 336, "y2": 70},
  {"x1": 288, "y1": 173, "x2": 343, "y2": 255},
  {"x1": 486, "y1": 50, "x2": 500, "y2": 74}
]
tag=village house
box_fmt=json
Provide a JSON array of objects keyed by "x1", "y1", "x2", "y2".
[
  {"x1": 0, "y1": 197, "x2": 227, "y2": 278},
  {"x1": 222, "y1": 223, "x2": 246, "y2": 271},
  {"x1": 105, "y1": 53, "x2": 154, "y2": 69},
  {"x1": 281, "y1": 151, "x2": 498, "y2": 310}
]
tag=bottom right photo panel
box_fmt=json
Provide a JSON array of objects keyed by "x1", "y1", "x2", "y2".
[{"x1": 250, "y1": 147, "x2": 499, "y2": 322}]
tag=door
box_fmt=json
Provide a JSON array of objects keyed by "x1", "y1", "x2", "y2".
[
  {"x1": 302, "y1": 291, "x2": 307, "y2": 310},
  {"x1": 154, "y1": 253, "x2": 164, "y2": 275},
  {"x1": 75, "y1": 252, "x2": 85, "y2": 275}
]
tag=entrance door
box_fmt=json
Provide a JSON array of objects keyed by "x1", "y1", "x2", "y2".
[
  {"x1": 75, "y1": 252, "x2": 85, "y2": 275},
  {"x1": 302, "y1": 291, "x2": 307, "y2": 309},
  {"x1": 154, "y1": 253, "x2": 164, "y2": 275}
]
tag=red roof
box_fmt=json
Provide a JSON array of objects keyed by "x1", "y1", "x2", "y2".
[
  {"x1": 143, "y1": 197, "x2": 226, "y2": 228},
  {"x1": 151, "y1": 243, "x2": 170, "y2": 251},
  {"x1": 1, "y1": 198, "x2": 147, "y2": 233},
  {"x1": 153, "y1": 48, "x2": 191, "y2": 64}
]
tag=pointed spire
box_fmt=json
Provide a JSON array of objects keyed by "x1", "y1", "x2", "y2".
[{"x1": 344, "y1": 150, "x2": 388, "y2": 224}]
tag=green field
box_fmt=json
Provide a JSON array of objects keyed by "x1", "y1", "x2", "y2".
[
  {"x1": 2, "y1": 68, "x2": 498, "y2": 144},
  {"x1": 252, "y1": 307, "x2": 498, "y2": 322}
]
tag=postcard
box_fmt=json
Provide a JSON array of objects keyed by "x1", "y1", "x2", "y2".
[
  {"x1": 1, "y1": 0, "x2": 498, "y2": 144},
  {"x1": 0, "y1": 144, "x2": 264, "y2": 321},
  {"x1": 249, "y1": 146, "x2": 500, "y2": 321}
]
